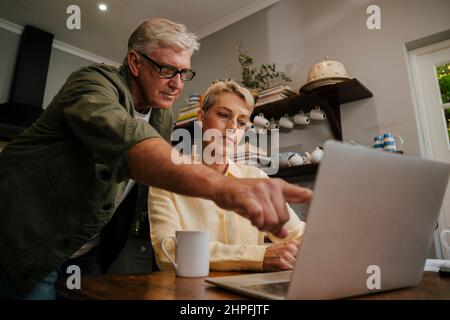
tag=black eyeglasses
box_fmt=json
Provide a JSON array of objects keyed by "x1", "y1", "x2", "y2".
[{"x1": 138, "y1": 51, "x2": 196, "y2": 81}]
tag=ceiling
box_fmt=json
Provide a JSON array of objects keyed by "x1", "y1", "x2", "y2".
[{"x1": 0, "y1": 0, "x2": 279, "y2": 63}]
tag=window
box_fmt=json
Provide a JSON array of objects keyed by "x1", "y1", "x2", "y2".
[
  {"x1": 444, "y1": 108, "x2": 450, "y2": 143},
  {"x1": 436, "y1": 62, "x2": 450, "y2": 105},
  {"x1": 436, "y1": 63, "x2": 450, "y2": 143}
]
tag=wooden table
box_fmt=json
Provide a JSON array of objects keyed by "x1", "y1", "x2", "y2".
[{"x1": 56, "y1": 271, "x2": 450, "y2": 300}]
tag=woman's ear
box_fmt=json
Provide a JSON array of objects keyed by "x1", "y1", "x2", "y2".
[
  {"x1": 195, "y1": 110, "x2": 204, "y2": 128},
  {"x1": 196, "y1": 109, "x2": 204, "y2": 123}
]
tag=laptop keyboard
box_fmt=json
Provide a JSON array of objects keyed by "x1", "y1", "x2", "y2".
[{"x1": 243, "y1": 281, "x2": 290, "y2": 298}]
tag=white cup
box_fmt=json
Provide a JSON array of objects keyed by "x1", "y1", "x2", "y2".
[
  {"x1": 278, "y1": 114, "x2": 294, "y2": 129},
  {"x1": 253, "y1": 113, "x2": 270, "y2": 128},
  {"x1": 293, "y1": 111, "x2": 311, "y2": 125},
  {"x1": 268, "y1": 118, "x2": 279, "y2": 130},
  {"x1": 302, "y1": 152, "x2": 312, "y2": 164},
  {"x1": 309, "y1": 106, "x2": 326, "y2": 120},
  {"x1": 441, "y1": 229, "x2": 450, "y2": 257},
  {"x1": 310, "y1": 147, "x2": 324, "y2": 163},
  {"x1": 288, "y1": 154, "x2": 304, "y2": 166},
  {"x1": 161, "y1": 230, "x2": 210, "y2": 277}
]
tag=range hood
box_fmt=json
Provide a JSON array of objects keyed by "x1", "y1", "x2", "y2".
[{"x1": 0, "y1": 25, "x2": 54, "y2": 140}]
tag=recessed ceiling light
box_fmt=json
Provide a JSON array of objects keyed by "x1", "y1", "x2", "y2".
[{"x1": 98, "y1": 3, "x2": 108, "y2": 11}]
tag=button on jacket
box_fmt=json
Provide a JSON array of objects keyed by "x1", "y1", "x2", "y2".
[{"x1": 0, "y1": 64, "x2": 173, "y2": 292}]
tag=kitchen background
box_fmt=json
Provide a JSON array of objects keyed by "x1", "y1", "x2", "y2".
[
  {"x1": 1, "y1": 0, "x2": 449, "y2": 155},
  {"x1": 0, "y1": 0, "x2": 449, "y2": 257}
]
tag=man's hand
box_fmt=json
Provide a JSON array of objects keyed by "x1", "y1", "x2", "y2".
[
  {"x1": 129, "y1": 138, "x2": 312, "y2": 238},
  {"x1": 213, "y1": 177, "x2": 313, "y2": 238},
  {"x1": 263, "y1": 239, "x2": 301, "y2": 272}
]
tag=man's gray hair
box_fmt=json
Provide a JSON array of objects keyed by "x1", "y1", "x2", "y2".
[{"x1": 127, "y1": 18, "x2": 199, "y2": 56}]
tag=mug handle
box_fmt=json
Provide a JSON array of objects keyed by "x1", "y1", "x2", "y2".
[
  {"x1": 441, "y1": 230, "x2": 450, "y2": 251},
  {"x1": 161, "y1": 235, "x2": 177, "y2": 270},
  {"x1": 303, "y1": 152, "x2": 311, "y2": 163},
  {"x1": 394, "y1": 136, "x2": 404, "y2": 147}
]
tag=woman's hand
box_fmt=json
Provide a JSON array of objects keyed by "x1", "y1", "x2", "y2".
[{"x1": 263, "y1": 239, "x2": 301, "y2": 272}]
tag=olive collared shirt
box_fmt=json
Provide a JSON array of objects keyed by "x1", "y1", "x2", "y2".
[{"x1": 0, "y1": 64, "x2": 173, "y2": 292}]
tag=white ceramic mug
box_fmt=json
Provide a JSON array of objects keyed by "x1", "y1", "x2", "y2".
[
  {"x1": 288, "y1": 153, "x2": 304, "y2": 166},
  {"x1": 293, "y1": 111, "x2": 311, "y2": 125},
  {"x1": 245, "y1": 121, "x2": 255, "y2": 130},
  {"x1": 278, "y1": 152, "x2": 295, "y2": 168},
  {"x1": 161, "y1": 230, "x2": 210, "y2": 277},
  {"x1": 302, "y1": 152, "x2": 312, "y2": 164},
  {"x1": 253, "y1": 113, "x2": 270, "y2": 128},
  {"x1": 268, "y1": 118, "x2": 279, "y2": 130},
  {"x1": 278, "y1": 114, "x2": 294, "y2": 129},
  {"x1": 441, "y1": 229, "x2": 450, "y2": 257},
  {"x1": 309, "y1": 106, "x2": 326, "y2": 120},
  {"x1": 310, "y1": 147, "x2": 324, "y2": 163}
]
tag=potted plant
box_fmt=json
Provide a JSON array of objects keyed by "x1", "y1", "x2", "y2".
[{"x1": 237, "y1": 43, "x2": 291, "y2": 97}]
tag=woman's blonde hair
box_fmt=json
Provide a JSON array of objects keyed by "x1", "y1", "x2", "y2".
[{"x1": 202, "y1": 79, "x2": 254, "y2": 113}]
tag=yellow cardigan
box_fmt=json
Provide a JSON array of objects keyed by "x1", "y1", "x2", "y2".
[{"x1": 148, "y1": 159, "x2": 306, "y2": 272}]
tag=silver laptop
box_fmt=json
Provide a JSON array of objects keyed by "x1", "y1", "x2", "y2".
[{"x1": 206, "y1": 140, "x2": 450, "y2": 299}]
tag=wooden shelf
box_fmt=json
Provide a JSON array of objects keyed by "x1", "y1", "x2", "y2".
[
  {"x1": 250, "y1": 78, "x2": 373, "y2": 140},
  {"x1": 270, "y1": 163, "x2": 319, "y2": 182},
  {"x1": 171, "y1": 79, "x2": 372, "y2": 181}
]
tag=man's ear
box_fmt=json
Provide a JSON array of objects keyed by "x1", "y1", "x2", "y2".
[{"x1": 127, "y1": 50, "x2": 141, "y2": 77}]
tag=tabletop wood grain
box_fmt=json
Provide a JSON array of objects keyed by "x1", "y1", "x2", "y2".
[{"x1": 56, "y1": 271, "x2": 450, "y2": 300}]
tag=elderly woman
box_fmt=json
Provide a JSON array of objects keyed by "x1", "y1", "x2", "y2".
[{"x1": 148, "y1": 80, "x2": 306, "y2": 272}]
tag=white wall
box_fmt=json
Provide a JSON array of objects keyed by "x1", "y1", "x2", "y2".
[
  {"x1": 3, "y1": 1, "x2": 449, "y2": 154},
  {"x1": 0, "y1": 21, "x2": 118, "y2": 109},
  {"x1": 43, "y1": 48, "x2": 92, "y2": 107},
  {"x1": 179, "y1": 0, "x2": 450, "y2": 156},
  {"x1": 0, "y1": 20, "x2": 119, "y2": 155}
]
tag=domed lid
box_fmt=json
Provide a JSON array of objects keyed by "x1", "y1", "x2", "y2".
[{"x1": 300, "y1": 57, "x2": 351, "y2": 93}]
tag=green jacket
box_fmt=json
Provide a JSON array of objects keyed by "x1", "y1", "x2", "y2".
[{"x1": 0, "y1": 64, "x2": 173, "y2": 292}]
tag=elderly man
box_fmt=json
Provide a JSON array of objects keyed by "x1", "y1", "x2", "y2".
[{"x1": 0, "y1": 18, "x2": 312, "y2": 299}]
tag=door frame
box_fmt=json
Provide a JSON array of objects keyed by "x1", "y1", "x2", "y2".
[{"x1": 406, "y1": 39, "x2": 450, "y2": 259}]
